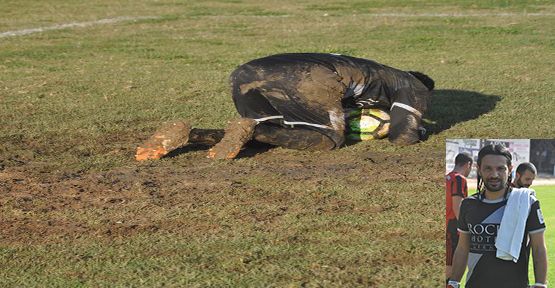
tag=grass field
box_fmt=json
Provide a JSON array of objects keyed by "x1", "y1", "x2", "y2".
[
  {"x1": 1, "y1": 0, "x2": 554, "y2": 286},
  {"x1": 530, "y1": 185, "x2": 555, "y2": 284}
]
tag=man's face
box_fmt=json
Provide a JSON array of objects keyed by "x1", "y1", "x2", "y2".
[
  {"x1": 478, "y1": 155, "x2": 512, "y2": 192},
  {"x1": 463, "y1": 162, "x2": 473, "y2": 177},
  {"x1": 515, "y1": 169, "x2": 536, "y2": 188}
]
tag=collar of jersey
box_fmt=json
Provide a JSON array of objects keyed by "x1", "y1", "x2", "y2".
[{"x1": 480, "y1": 192, "x2": 511, "y2": 204}]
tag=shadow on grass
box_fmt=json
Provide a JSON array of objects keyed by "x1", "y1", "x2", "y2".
[
  {"x1": 424, "y1": 89, "x2": 501, "y2": 134},
  {"x1": 165, "y1": 144, "x2": 211, "y2": 158}
]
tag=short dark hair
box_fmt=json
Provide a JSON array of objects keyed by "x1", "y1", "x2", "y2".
[
  {"x1": 454, "y1": 152, "x2": 473, "y2": 166},
  {"x1": 408, "y1": 71, "x2": 435, "y2": 91},
  {"x1": 516, "y1": 162, "x2": 537, "y2": 176}
]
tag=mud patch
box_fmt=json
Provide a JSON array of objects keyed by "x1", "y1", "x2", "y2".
[{"x1": 0, "y1": 145, "x2": 443, "y2": 245}]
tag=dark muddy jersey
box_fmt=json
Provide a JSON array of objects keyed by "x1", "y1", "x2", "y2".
[
  {"x1": 236, "y1": 53, "x2": 430, "y2": 111},
  {"x1": 230, "y1": 53, "x2": 432, "y2": 146},
  {"x1": 457, "y1": 189, "x2": 546, "y2": 288}
]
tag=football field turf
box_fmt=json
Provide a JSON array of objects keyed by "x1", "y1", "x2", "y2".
[
  {"x1": 1, "y1": 1, "x2": 554, "y2": 286},
  {"x1": 529, "y1": 185, "x2": 554, "y2": 284}
]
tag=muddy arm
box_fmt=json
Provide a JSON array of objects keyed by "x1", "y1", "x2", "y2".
[{"x1": 388, "y1": 88, "x2": 427, "y2": 145}]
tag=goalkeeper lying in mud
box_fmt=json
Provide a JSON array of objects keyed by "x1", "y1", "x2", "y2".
[{"x1": 136, "y1": 53, "x2": 434, "y2": 160}]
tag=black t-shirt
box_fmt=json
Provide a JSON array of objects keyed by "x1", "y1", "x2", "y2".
[{"x1": 457, "y1": 189, "x2": 546, "y2": 288}]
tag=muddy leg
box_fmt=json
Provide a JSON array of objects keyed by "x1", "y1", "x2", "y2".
[
  {"x1": 207, "y1": 118, "x2": 257, "y2": 159},
  {"x1": 135, "y1": 120, "x2": 192, "y2": 161},
  {"x1": 253, "y1": 124, "x2": 335, "y2": 151}
]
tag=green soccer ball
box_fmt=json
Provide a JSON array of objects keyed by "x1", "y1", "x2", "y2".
[{"x1": 346, "y1": 108, "x2": 390, "y2": 141}]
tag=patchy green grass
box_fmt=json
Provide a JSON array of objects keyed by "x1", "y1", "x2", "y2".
[
  {"x1": 529, "y1": 185, "x2": 555, "y2": 284},
  {"x1": 1, "y1": 0, "x2": 554, "y2": 286}
]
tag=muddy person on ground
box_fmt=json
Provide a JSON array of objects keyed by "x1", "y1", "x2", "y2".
[{"x1": 135, "y1": 53, "x2": 435, "y2": 160}]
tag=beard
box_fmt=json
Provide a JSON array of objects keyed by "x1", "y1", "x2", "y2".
[
  {"x1": 516, "y1": 179, "x2": 530, "y2": 188},
  {"x1": 483, "y1": 177, "x2": 507, "y2": 192}
]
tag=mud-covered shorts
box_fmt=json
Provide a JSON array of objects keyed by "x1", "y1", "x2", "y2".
[{"x1": 229, "y1": 55, "x2": 348, "y2": 148}]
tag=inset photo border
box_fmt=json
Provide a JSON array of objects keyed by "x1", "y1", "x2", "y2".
[{"x1": 445, "y1": 139, "x2": 554, "y2": 287}]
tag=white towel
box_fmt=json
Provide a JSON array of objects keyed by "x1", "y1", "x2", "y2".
[{"x1": 495, "y1": 188, "x2": 534, "y2": 262}]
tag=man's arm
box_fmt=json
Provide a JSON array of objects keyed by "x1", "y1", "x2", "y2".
[
  {"x1": 387, "y1": 88, "x2": 427, "y2": 145},
  {"x1": 529, "y1": 231, "x2": 548, "y2": 285},
  {"x1": 450, "y1": 232, "x2": 470, "y2": 281},
  {"x1": 452, "y1": 196, "x2": 463, "y2": 220}
]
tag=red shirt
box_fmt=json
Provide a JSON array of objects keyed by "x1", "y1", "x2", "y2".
[{"x1": 445, "y1": 171, "x2": 468, "y2": 223}]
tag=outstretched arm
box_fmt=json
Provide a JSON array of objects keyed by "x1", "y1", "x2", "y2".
[
  {"x1": 530, "y1": 231, "x2": 548, "y2": 285},
  {"x1": 452, "y1": 195, "x2": 463, "y2": 219},
  {"x1": 449, "y1": 232, "x2": 470, "y2": 281},
  {"x1": 388, "y1": 87, "x2": 428, "y2": 145},
  {"x1": 388, "y1": 105, "x2": 422, "y2": 145}
]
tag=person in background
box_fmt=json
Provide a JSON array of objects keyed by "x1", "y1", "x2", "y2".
[
  {"x1": 445, "y1": 152, "x2": 473, "y2": 278},
  {"x1": 512, "y1": 162, "x2": 537, "y2": 188}
]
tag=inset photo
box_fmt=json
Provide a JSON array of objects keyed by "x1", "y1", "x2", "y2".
[{"x1": 445, "y1": 139, "x2": 553, "y2": 288}]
